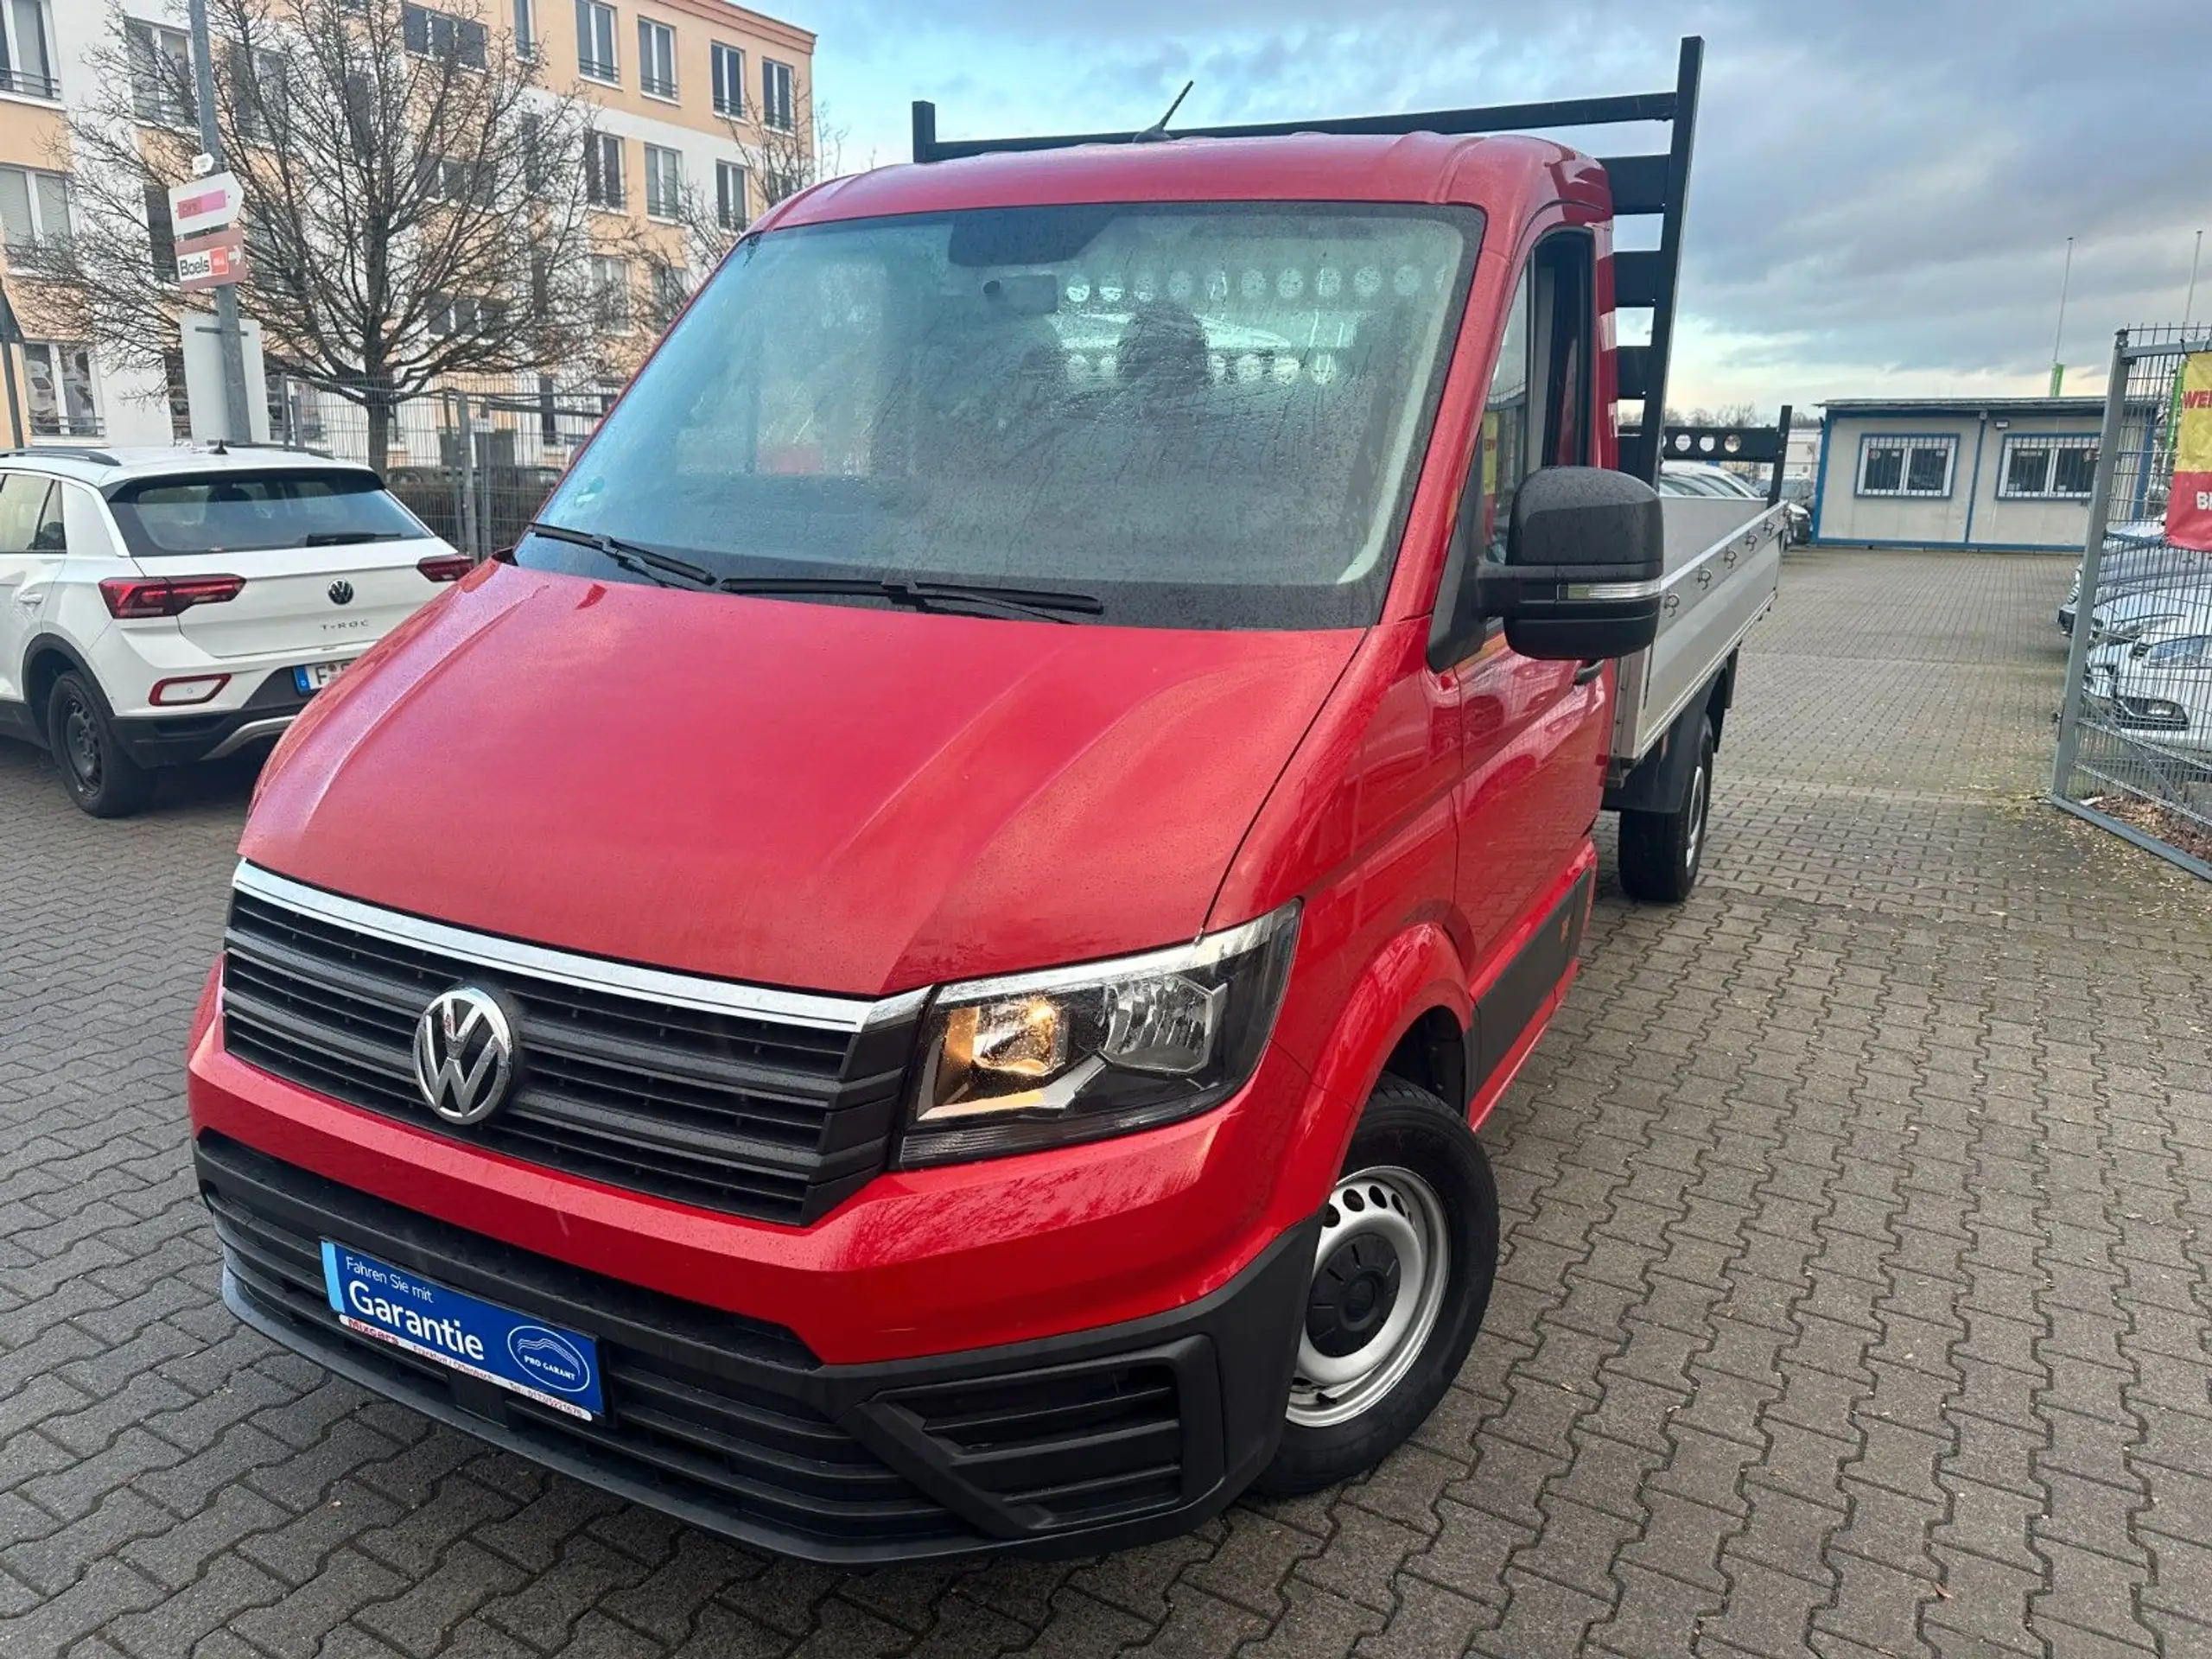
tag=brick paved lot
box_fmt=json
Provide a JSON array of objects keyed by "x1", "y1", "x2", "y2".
[{"x1": 5, "y1": 549, "x2": 2211, "y2": 1659}]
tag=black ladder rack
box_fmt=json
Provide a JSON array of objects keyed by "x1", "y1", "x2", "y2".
[{"x1": 910, "y1": 36, "x2": 1703, "y2": 484}]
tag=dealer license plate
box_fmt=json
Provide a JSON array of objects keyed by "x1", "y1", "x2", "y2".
[
  {"x1": 319, "y1": 1243, "x2": 605, "y2": 1420},
  {"x1": 294, "y1": 658, "x2": 355, "y2": 694}
]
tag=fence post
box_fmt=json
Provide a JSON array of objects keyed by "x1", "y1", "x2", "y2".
[
  {"x1": 457, "y1": 393, "x2": 481, "y2": 563},
  {"x1": 2050, "y1": 327, "x2": 2134, "y2": 800}
]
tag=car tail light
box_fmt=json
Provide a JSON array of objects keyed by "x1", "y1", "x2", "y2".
[
  {"x1": 99, "y1": 575, "x2": 246, "y2": 619},
  {"x1": 149, "y1": 674, "x2": 232, "y2": 706},
  {"x1": 417, "y1": 554, "x2": 474, "y2": 582}
]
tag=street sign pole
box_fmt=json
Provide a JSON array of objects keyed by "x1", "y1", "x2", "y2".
[{"x1": 187, "y1": 0, "x2": 251, "y2": 445}]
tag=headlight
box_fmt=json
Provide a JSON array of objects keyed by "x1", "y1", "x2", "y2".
[{"x1": 897, "y1": 903, "x2": 1300, "y2": 1168}]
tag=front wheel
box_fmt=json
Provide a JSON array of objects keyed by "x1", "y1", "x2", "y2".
[
  {"x1": 1254, "y1": 1077, "x2": 1498, "y2": 1496},
  {"x1": 1618, "y1": 716, "x2": 1714, "y2": 904}
]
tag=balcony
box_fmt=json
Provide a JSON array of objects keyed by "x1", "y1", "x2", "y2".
[
  {"x1": 0, "y1": 67, "x2": 59, "y2": 101},
  {"x1": 640, "y1": 71, "x2": 676, "y2": 99}
]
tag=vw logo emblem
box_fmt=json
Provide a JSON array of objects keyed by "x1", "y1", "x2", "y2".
[
  {"x1": 411, "y1": 987, "x2": 518, "y2": 1125},
  {"x1": 328, "y1": 580, "x2": 355, "y2": 606}
]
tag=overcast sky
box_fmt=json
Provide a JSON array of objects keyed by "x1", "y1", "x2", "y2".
[{"x1": 781, "y1": 0, "x2": 2210, "y2": 411}]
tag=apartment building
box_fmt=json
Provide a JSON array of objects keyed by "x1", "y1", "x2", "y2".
[{"x1": 0, "y1": 0, "x2": 814, "y2": 449}]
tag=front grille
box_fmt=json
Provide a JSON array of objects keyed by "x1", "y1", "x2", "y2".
[
  {"x1": 887, "y1": 1361, "x2": 1187, "y2": 1529},
  {"x1": 201, "y1": 1136, "x2": 975, "y2": 1553},
  {"x1": 219, "y1": 870, "x2": 918, "y2": 1224}
]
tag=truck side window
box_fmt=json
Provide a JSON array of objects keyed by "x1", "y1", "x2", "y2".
[
  {"x1": 1534, "y1": 237, "x2": 1592, "y2": 467},
  {"x1": 1479, "y1": 272, "x2": 1530, "y2": 560},
  {"x1": 1479, "y1": 237, "x2": 1596, "y2": 563}
]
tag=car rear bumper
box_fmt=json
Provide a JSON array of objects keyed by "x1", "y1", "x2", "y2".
[
  {"x1": 198, "y1": 1131, "x2": 1316, "y2": 1562},
  {"x1": 111, "y1": 671, "x2": 309, "y2": 767}
]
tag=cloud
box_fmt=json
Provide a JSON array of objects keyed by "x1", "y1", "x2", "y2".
[{"x1": 792, "y1": 0, "x2": 2212, "y2": 404}]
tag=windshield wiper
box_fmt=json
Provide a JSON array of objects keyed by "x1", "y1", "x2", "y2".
[
  {"x1": 524, "y1": 521, "x2": 717, "y2": 589},
  {"x1": 714, "y1": 575, "x2": 1104, "y2": 624},
  {"x1": 305, "y1": 531, "x2": 400, "y2": 546}
]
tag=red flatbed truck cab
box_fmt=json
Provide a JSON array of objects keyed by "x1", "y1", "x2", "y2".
[{"x1": 189, "y1": 41, "x2": 1729, "y2": 1560}]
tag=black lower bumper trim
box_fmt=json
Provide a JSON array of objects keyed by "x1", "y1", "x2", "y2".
[
  {"x1": 196, "y1": 1132, "x2": 1317, "y2": 1563},
  {"x1": 113, "y1": 672, "x2": 310, "y2": 767}
]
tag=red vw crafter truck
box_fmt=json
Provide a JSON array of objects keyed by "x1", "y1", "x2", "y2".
[{"x1": 188, "y1": 39, "x2": 1783, "y2": 1560}]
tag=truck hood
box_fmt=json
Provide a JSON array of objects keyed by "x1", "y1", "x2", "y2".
[{"x1": 243, "y1": 564, "x2": 1358, "y2": 995}]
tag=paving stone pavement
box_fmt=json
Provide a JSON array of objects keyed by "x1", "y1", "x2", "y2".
[{"x1": 4, "y1": 548, "x2": 2211, "y2": 1659}]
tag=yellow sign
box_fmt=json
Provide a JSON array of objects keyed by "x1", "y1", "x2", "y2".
[{"x1": 2170, "y1": 352, "x2": 2212, "y2": 552}]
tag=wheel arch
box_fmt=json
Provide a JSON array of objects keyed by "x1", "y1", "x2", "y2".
[
  {"x1": 1285, "y1": 918, "x2": 1472, "y2": 1213},
  {"x1": 21, "y1": 632, "x2": 99, "y2": 742}
]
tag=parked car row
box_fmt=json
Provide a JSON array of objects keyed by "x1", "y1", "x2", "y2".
[
  {"x1": 1658, "y1": 461, "x2": 1808, "y2": 543},
  {"x1": 2068, "y1": 524, "x2": 2212, "y2": 761}
]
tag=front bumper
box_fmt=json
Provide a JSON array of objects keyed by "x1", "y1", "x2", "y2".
[
  {"x1": 199, "y1": 1132, "x2": 1317, "y2": 1562},
  {"x1": 112, "y1": 671, "x2": 310, "y2": 767}
]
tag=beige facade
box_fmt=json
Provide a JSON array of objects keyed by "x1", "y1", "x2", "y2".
[
  {"x1": 1811, "y1": 398, "x2": 2109, "y2": 552},
  {"x1": 0, "y1": 0, "x2": 814, "y2": 449}
]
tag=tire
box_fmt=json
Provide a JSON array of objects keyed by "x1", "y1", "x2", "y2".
[
  {"x1": 1254, "y1": 1077, "x2": 1499, "y2": 1497},
  {"x1": 46, "y1": 670, "x2": 153, "y2": 819},
  {"x1": 1618, "y1": 716, "x2": 1713, "y2": 904}
]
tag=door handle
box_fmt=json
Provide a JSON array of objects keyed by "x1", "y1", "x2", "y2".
[{"x1": 1573, "y1": 659, "x2": 1605, "y2": 685}]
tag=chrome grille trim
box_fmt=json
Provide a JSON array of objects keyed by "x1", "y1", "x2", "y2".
[{"x1": 232, "y1": 861, "x2": 922, "y2": 1031}]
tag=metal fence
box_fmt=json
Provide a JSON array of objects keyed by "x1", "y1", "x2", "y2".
[
  {"x1": 270, "y1": 377, "x2": 611, "y2": 563},
  {"x1": 2051, "y1": 324, "x2": 2212, "y2": 879}
]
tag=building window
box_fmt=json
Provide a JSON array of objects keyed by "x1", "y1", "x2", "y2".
[
  {"x1": 22, "y1": 341, "x2": 99, "y2": 438},
  {"x1": 403, "y1": 3, "x2": 488, "y2": 68},
  {"x1": 643, "y1": 143, "x2": 680, "y2": 219},
  {"x1": 760, "y1": 58, "x2": 794, "y2": 130},
  {"x1": 127, "y1": 21, "x2": 194, "y2": 126},
  {"x1": 1856, "y1": 434, "x2": 1955, "y2": 498},
  {"x1": 1998, "y1": 433, "x2": 2098, "y2": 499},
  {"x1": 428, "y1": 293, "x2": 478, "y2": 338},
  {"x1": 575, "y1": 0, "x2": 617, "y2": 81},
  {"x1": 709, "y1": 42, "x2": 742, "y2": 116},
  {"x1": 0, "y1": 0, "x2": 58, "y2": 100},
  {"x1": 230, "y1": 45, "x2": 289, "y2": 143},
  {"x1": 637, "y1": 17, "x2": 675, "y2": 99},
  {"x1": 715, "y1": 160, "x2": 747, "y2": 232},
  {"x1": 589, "y1": 253, "x2": 631, "y2": 332},
  {"x1": 512, "y1": 0, "x2": 535, "y2": 59},
  {"x1": 143, "y1": 183, "x2": 178, "y2": 280},
  {"x1": 0, "y1": 167, "x2": 69, "y2": 255},
  {"x1": 649, "y1": 258, "x2": 688, "y2": 321},
  {"x1": 428, "y1": 155, "x2": 494, "y2": 207},
  {"x1": 583, "y1": 131, "x2": 624, "y2": 208}
]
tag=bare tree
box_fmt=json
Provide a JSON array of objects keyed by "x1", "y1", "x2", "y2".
[
  {"x1": 37, "y1": 0, "x2": 614, "y2": 462},
  {"x1": 643, "y1": 90, "x2": 843, "y2": 332}
]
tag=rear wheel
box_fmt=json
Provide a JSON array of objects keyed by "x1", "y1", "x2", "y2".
[
  {"x1": 46, "y1": 671, "x2": 152, "y2": 819},
  {"x1": 1255, "y1": 1077, "x2": 1498, "y2": 1496},
  {"x1": 1618, "y1": 716, "x2": 1714, "y2": 904}
]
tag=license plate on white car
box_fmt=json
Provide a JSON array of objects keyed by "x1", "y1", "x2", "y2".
[{"x1": 294, "y1": 659, "x2": 355, "y2": 694}]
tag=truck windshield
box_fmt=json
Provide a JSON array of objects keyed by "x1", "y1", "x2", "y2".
[{"x1": 529, "y1": 202, "x2": 1479, "y2": 629}]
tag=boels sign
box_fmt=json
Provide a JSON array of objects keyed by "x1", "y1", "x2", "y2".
[{"x1": 167, "y1": 170, "x2": 248, "y2": 295}]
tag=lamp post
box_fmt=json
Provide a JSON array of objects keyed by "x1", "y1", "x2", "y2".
[{"x1": 2050, "y1": 236, "x2": 2075, "y2": 397}]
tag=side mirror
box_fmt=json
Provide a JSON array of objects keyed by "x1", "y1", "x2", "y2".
[{"x1": 1477, "y1": 467, "x2": 1665, "y2": 661}]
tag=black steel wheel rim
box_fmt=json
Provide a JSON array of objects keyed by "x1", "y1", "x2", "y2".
[{"x1": 61, "y1": 693, "x2": 100, "y2": 790}]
